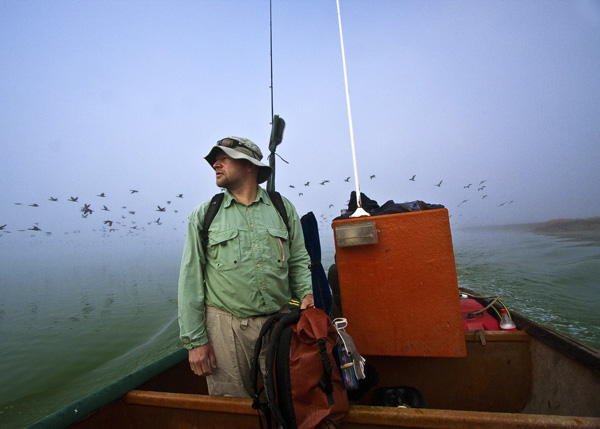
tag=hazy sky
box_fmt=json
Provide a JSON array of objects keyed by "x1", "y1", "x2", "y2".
[{"x1": 2, "y1": 0, "x2": 600, "y2": 245}]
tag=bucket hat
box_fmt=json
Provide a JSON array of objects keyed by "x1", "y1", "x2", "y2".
[{"x1": 204, "y1": 137, "x2": 272, "y2": 184}]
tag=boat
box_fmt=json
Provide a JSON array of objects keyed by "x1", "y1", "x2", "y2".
[
  {"x1": 28, "y1": 3, "x2": 600, "y2": 428},
  {"x1": 29, "y1": 205, "x2": 600, "y2": 428}
]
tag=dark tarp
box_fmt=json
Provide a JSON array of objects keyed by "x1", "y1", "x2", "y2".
[
  {"x1": 335, "y1": 191, "x2": 445, "y2": 220},
  {"x1": 300, "y1": 211, "x2": 332, "y2": 315}
]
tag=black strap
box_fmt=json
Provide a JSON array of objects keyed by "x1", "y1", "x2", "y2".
[
  {"x1": 201, "y1": 193, "x2": 225, "y2": 248},
  {"x1": 251, "y1": 312, "x2": 289, "y2": 429},
  {"x1": 201, "y1": 191, "x2": 289, "y2": 250},
  {"x1": 266, "y1": 190, "x2": 290, "y2": 238},
  {"x1": 264, "y1": 309, "x2": 303, "y2": 428},
  {"x1": 251, "y1": 313, "x2": 286, "y2": 400},
  {"x1": 318, "y1": 338, "x2": 335, "y2": 406}
]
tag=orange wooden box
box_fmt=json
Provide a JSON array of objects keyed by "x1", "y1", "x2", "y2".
[{"x1": 333, "y1": 208, "x2": 466, "y2": 357}]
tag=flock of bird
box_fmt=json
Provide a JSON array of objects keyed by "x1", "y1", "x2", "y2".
[
  {"x1": 1, "y1": 190, "x2": 187, "y2": 238},
  {"x1": 288, "y1": 175, "x2": 513, "y2": 207},
  {"x1": 1, "y1": 174, "x2": 515, "y2": 239},
  {"x1": 285, "y1": 174, "x2": 515, "y2": 226}
]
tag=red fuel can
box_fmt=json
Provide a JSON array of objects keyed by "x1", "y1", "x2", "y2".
[{"x1": 460, "y1": 298, "x2": 501, "y2": 331}]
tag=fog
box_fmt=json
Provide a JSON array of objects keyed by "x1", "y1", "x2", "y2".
[{"x1": 2, "y1": 0, "x2": 599, "y2": 252}]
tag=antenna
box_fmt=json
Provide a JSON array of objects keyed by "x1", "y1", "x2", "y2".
[
  {"x1": 269, "y1": 0, "x2": 274, "y2": 124},
  {"x1": 336, "y1": 0, "x2": 369, "y2": 218},
  {"x1": 267, "y1": 0, "x2": 286, "y2": 192}
]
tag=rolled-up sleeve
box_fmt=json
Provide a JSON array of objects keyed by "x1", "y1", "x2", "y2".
[{"x1": 178, "y1": 204, "x2": 209, "y2": 349}]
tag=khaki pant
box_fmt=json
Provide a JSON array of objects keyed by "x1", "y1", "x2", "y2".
[{"x1": 205, "y1": 306, "x2": 287, "y2": 397}]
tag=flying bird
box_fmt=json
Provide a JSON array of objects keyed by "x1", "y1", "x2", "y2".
[
  {"x1": 304, "y1": 182, "x2": 310, "y2": 186},
  {"x1": 49, "y1": 197, "x2": 58, "y2": 201},
  {"x1": 102, "y1": 205, "x2": 110, "y2": 211},
  {"x1": 457, "y1": 200, "x2": 468, "y2": 207},
  {"x1": 479, "y1": 180, "x2": 487, "y2": 185},
  {"x1": 176, "y1": 194, "x2": 183, "y2": 198},
  {"x1": 299, "y1": 193, "x2": 303, "y2": 196},
  {"x1": 81, "y1": 204, "x2": 93, "y2": 216},
  {"x1": 68, "y1": 196, "x2": 78, "y2": 202},
  {"x1": 329, "y1": 204, "x2": 334, "y2": 208},
  {"x1": 409, "y1": 175, "x2": 416, "y2": 181},
  {"x1": 0, "y1": 224, "x2": 7, "y2": 230},
  {"x1": 478, "y1": 186, "x2": 486, "y2": 191},
  {"x1": 104, "y1": 220, "x2": 113, "y2": 227},
  {"x1": 464, "y1": 184, "x2": 472, "y2": 189},
  {"x1": 156, "y1": 206, "x2": 166, "y2": 212},
  {"x1": 28, "y1": 225, "x2": 41, "y2": 231},
  {"x1": 435, "y1": 180, "x2": 443, "y2": 187},
  {"x1": 130, "y1": 190, "x2": 139, "y2": 194},
  {"x1": 97, "y1": 193, "x2": 106, "y2": 197},
  {"x1": 289, "y1": 185, "x2": 295, "y2": 188},
  {"x1": 29, "y1": 203, "x2": 39, "y2": 207},
  {"x1": 370, "y1": 175, "x2": 376, "y2": 179},
  {"x1": 482, "y1": 195, "x2": 488, "y2": 199},
  {"x1": 344, "y1": 177, "x2": 350, "y2": 182}
]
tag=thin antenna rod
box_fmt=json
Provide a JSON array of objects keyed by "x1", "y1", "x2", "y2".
[
  {"x1": 269, "y1": 0, "x2": 274, "y2": 123},
  {"x1": 336, "y1": 0, "x2": 369, "y2": 217}
]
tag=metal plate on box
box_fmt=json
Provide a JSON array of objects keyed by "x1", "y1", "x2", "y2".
[{"x1": 335, "y1": 221, "x2": 378, "y2": 247}]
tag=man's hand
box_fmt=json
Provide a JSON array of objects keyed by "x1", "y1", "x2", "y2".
[
  {"x1": 189, "y1": 343, "x2": 217, "y2": 376},
  {"x1": 300, "y1": 294, "x2": 315, "y2": 309}
]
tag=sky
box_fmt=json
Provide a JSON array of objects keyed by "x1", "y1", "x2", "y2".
[{"x1": 1, "y1": 0, "x2": 600, "y2": 248}]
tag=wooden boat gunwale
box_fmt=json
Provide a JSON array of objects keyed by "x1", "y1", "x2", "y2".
[{"x1": 27, "y1": 349, "x2": 188, "y2": 429}]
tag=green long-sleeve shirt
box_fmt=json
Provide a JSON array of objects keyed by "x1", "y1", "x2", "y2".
[{"x1": 178, "y1": 187, "x2": 312, "y2": 349}]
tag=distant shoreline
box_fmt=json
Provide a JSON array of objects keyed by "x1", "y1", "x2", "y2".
[
  {"x1": 527, "y1": 217, "x2": 600, "y2": 242},
  {"x1": 463, "y1": 217, "x2": 600, "y2": 242}
]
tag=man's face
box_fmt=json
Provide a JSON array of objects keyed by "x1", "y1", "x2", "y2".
[{"x1": 212, "y1": 151, "x2": 249, "y2": 189}]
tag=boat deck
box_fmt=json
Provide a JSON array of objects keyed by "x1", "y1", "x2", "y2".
[{"x1": 69, "y1": 329, "x2": 600, "y2": 428}]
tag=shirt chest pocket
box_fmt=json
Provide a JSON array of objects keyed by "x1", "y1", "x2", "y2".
[
  {"x1": 207, "y1": 228, "x2": 241, "y2": 271},
  {"x1": 267, "y1": 227, "x2": 290, "y2": 269}
]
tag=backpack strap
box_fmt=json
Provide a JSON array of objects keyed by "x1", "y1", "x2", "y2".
[
  {"x1": 317, "y1": 338, "x2": 335, "y2": 406},
  {"x1": 267, "y1": 191, "x2": 290, "y2": 238},
  {"x1": 264, "y1": 309, "x2": 303, "y2": 428},
  {"x1": 251, "y1": 312, "x2": 288, "y2": 429},
  {"x1": 201, "y1": 193, "x2": 225, "y2": 248},
  {"x1": 202, "y1": 191, "x2": 290, "y2": 250}
]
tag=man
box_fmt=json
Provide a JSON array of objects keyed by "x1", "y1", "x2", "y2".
[{"x1": 178, "y1": 136, "x2": 314, "y2": 397}]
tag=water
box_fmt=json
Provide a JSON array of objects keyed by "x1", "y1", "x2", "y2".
[
  {"x1": 0, "y1": 235, "x2": 183, "y2": 428},
  {"x1": 452, "y1": 226, "x2": 600, "y2": 348},
  {"x1": 1, "y1": 225, "x2": 599, "y2": 427}
]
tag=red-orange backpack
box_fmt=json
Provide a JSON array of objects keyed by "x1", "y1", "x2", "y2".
[{"x1": 251, "y1": 308, "x2": 348, "y2": 429}]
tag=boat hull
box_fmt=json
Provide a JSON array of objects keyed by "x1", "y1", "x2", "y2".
[{"x1": 61, "y1": 326, "x2": 600, "y2": 429}]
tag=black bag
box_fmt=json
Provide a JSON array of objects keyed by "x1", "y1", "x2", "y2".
[
  {"x1": 251, "y1": 308, "x2": 348, "y2": 429},
  {"x1": 372, "y1": 386, "x2": 427, "y2": 408}
]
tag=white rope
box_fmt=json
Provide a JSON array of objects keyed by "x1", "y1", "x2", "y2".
[{"x1": 336, "y1": 0, "x2": 369, "y2": 217}]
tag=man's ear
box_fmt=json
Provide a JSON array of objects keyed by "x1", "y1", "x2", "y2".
[
  {"x1": 248, "y1": 163, "x2": 259, "y2": 182},
  {"x1": 247, "y1": 161, "x2": 258, "y2": 173}
]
